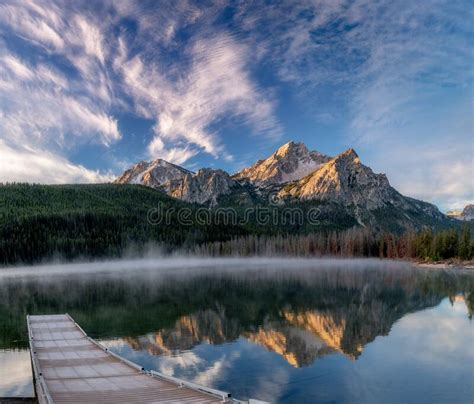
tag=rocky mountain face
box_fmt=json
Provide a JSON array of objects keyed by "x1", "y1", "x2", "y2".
[
  {"x1": 462, "y1": 205, "x2": 474, "y2": 220},
  {"x1": 277, "y1": 148, "x2": 394, "y2": 208},
  {"x1": 447, "y1": 204, "x2": 474, "y2": 221},
  {"x1": 115, "y1": 159, "x2": 192, "y2": 192},
  {"x1": 115, "y1": 141, "x2": 448, "y2": 230},
  {"x1": 276, "y1": 148, "x2": 443, "y2": 222},
  {"x1": 115, "y1": 161, "x2": 238, "y2": 205},
  {"x1": 168, "y1": 168, "x2": 236, "y2": 206},
  {"x1": 234, "y1": 141, "x2": 331, "y2": 185}
]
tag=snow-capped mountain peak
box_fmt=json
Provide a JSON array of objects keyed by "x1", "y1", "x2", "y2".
[{"x1": 234, "y1": 141, "x2": 331, "y2": 185}]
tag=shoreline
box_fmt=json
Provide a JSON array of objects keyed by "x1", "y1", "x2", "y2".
[{"x1": 413, "y1": 260, "x2": 474, "y2": 271}]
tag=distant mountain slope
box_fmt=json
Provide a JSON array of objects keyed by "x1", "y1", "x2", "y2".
[{"x1": 447, "y1": 204, "x2": 474, "y2": 221}]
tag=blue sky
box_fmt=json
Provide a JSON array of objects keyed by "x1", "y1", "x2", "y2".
[{"x1": 0, "y1": 0, "x2": 472, "y2": 210}]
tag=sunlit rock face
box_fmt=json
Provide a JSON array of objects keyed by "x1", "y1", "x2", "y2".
[
  {"x1": 273, "y1": 147, "x2": 444, "y2": 226},
  {"x1": 461, "y1": 205, "x2": 474, "y2": 220},
  {"x1": 277, "y1": 148, "x2": 393, "y2": 209},
  {"x1": 447, "y1": 204, "x2": 474, "y2": 221},
  {"x1": 234, "y1": 141, "x2": 331, "y2": 185},
  {"x1": 276, "y1": 148, "x2": 442, "y2": 219},
  {"x1": 115, "y1": 159, "x2": 192, "y2": 191}
]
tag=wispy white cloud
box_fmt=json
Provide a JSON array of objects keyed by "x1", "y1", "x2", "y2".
[
  {"x1": 73, "y1": 15, "x2": 106, "y2": 65},
  {"x1": 115, "y1": 32, "x2": 282, "y2": 163},
  {"x1": 0, "y1": 1, "x2": 64, "y2": 51},
  {"x1": 148, "y1": 137, "x2": 198, "y2": 165},
  {"x1": 0, "y1": 48, "x2": 120, "y2": 148},
  {"x1": 2, "y1": 55, "x2": 34, "y2": 80},
  {"x1": 0, "y1": 139, "x2": 114, "y2": 183},
  {"x1": 371, "y1": 143, "x2": 473, "y2": 211},
  {"x1": 343, "y1": 1, "x2": 472, "y2": 139},
  {"x1": 344, "y1": 2, "x2": 472, "y2": 210},
  {"x1": 1, "y1": 0, "x2": 283, "y2": 172},
  {"x1": 0, "y1": 1, "x2": 120, "y2": 182}
]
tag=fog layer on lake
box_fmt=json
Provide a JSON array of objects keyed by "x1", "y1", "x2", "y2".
[{"x1": 0, "y1": 258, "x2": 472, "y2": 403}]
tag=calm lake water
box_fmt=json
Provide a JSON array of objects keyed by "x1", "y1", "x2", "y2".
[{"x1": 0, "y1": 258, "x2": 473, "y2": 403}]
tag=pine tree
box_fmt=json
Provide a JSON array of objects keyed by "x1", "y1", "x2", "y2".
[{"x1": 459, "y1": 223, "x2": 472, "y2": 260}]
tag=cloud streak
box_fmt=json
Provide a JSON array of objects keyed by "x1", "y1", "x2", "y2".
[
  {"x1": 0, "y1": 0, "x2": 121, "y2": 182},
  {"x1": 115, "y1": 31, "x2": 282, "y2": 163},
  {"x1": 0, "y1": 0, "x2": 283, "y2": 172},
  {"x1": 0, "y1": 140, "x2": 114, "y2": 184},
  {"x1": 0, "y1": 47, "x2": 120, "y2": 146}
]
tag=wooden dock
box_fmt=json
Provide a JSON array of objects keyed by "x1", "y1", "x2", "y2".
[{"x1": 27, "y1": 314, "x2": 262, "y2": 404}]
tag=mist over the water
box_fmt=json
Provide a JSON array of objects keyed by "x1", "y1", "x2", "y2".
[
  {"x1": 0, "y1": 256, "x2": 414, "y2": 280},
  {"x1": 1, "y1": 253, "x2": 471, "y2": 403}
]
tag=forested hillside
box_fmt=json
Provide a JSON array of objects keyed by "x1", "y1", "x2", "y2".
[
  {"x1": 0, "y1": 184, "x2": 471, "y2": 265},
  {"x1": 0, "y1": 183, "x2": 247, "y2": 265}
]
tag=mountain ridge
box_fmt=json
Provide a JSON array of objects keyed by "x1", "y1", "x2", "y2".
[{"x1": 115, "y1": 141, "x2": 449, "y2": 230}]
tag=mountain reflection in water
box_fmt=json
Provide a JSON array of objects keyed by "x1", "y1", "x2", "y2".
[
  {"x1": 0, "y1": 261, "x2": 472, "y2": 402},
  {"x1": 112, "y1": 271, "x2": 472, "y2": 368}
]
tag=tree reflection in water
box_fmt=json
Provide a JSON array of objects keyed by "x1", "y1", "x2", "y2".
[{"x1": 1, "y1": 263, "x2": 472, "y2": 368}]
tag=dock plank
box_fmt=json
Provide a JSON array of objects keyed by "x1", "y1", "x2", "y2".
[{"x1": 27, "y1": 314, "x2": 230, "y2": 403}]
